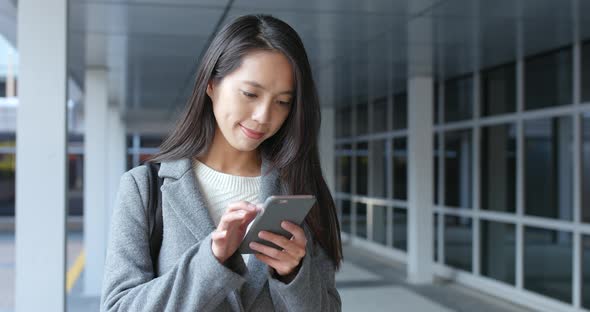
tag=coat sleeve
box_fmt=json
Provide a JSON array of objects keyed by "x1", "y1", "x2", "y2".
[
  {"x1": 267, "y1": 226, "x2": 342, "y2": 312},
  {"x1": 100, "y1": 170, "x2": 247, "y2": 312}
]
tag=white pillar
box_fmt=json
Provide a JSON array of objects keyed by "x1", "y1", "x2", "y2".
[
  {"x1": 83, "y1": 68, "x2": 109, "y2": 296},
  {"x1": 407, "y1": 0, "x2": 434, "y2": 284},
  {"x1": 407, "y1": 77, "x2": 435, "y2": 284},
  {"x1": 15, "y1": 1, "x2": 67, "y2": 311},
  {"x1": 107, "y1": 106, "x2": 126, "y2": 232}
]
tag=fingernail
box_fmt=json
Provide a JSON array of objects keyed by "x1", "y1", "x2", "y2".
[{"x1": 248, "y1": 204, "x2": 256, "y2": 210}]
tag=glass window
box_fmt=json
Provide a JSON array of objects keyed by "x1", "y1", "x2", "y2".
[
  {"x1": 340, "y1": 200, "x2": 352, "y2": 234},
  {"x1": 372, "y1": 205, "x2": 388, "y2": 245},
  {"x1": 524, "y1": 227, "x2": 572, "y2": 303},
  {"x1": 356, "y1": 202, "x2": 367, "y2": 239},
  {"x1": 0, "y1": 153, "x2": 15, "y2": 217},
  {"x1": 434, "y1": 82, "x2": 440, "y2": 124},
  {"x1": 583, "y1": 235, "x2": 590, "y2": 309},
  {"x1": 444, "y1": 216, "x2": 473, "y2": 272},
  {"x1": 336, "y1": 105, "x2": 352, "y2": 138},
  {"x1": 372, "y1": 97, "x2": 388, "y2": 133},
  {"x1": 355, "y1": 143, "x2": 368, "y2": 196},
  {"x1": 393, "y1": 92, "x2": 407, "y2": 130},
  {"x1": 481, "y1": 220, "x2": 515, "y2": 285},
  {"x1": 444, "y1": 75, "x2": 473, "y2": 122},
  {"x1": 434, "y1": 213, "x2": 439, "y2": 262},
  {"x1": 481, "y1": 63, "x2": 516, "y2": 116},
  {"x1": 369, "y1": 140, "x2": 387, "y2": 197},
  {"x1": 481, "y1": 124, "x2": 516, "y2": 213},
  {"x1": 525, "y1": 47, "x2": 573, "y2": 110},
  {"x1": 356, "y1": 103, "x2": 368, "y2": 136},
  {"x1": 444, "y1": 130, "x2": 473, "y2": 208},
  {"x1": 392, "y1": 138, "x2": 407, "y2": 200},
  {"x1": 583, "y1": 114, "x2": 590, "y2": 223},
  {"x1": 524, "y1": 117, "x2": 573, "y2": 220},
  {"x1": 393, "y1": 208, "x2": 407, "y2": 251},
  {"x1": 434, "y1": 135, "x2": 440, "y2": 205},
  {"x1": 141, "y1": 135, "x2": 164, "y2": 148},
  {"x1": 67, "y1": 154, "x2": 84, "y2": 216},
  {"x1": 336, "y1": 144, "x2": 352, "y2": 194},
  {"x1": 583, "y1": 42, "x2": 590, "y2": 103}
]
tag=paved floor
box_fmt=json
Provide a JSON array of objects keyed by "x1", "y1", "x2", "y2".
[{"x1": 0, "y1": 231, "x2": 533, "y2": 312}]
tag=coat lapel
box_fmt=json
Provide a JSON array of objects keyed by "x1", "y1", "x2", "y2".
[
  {"x1": 158, "y1": 157, "x2": 285, "y2": 310},
  {"x1": 159, "y1": 158, "x2": 216, "y2": 241}
]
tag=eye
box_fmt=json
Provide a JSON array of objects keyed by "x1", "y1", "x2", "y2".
[
  {"x1": 277, "y1": 100, "x2": 291, "y2": 106},
  {"x1": 241, "y1": 90, "x2": 257, "y2": 98}
]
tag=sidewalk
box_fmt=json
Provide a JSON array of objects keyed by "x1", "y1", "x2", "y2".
[{"x1": 0, "y1": 232, "x2": 532, "y2": 312}]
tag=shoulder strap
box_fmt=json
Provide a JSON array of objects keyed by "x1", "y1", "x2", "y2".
[{"x1": 146, "y1": 162, "x2": 163, "y2": 277}]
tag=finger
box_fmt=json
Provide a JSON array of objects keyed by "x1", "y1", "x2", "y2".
[
  {"x1": 226, "y1": 201, "x2": 257, "y2": 213},
  {"x1": 218, "y1": 210, "x2": 250, "y2": 229},
  {"x1": 211, "y1": 230, "x2": 227, "y2": 241},
  {"x1": 281, "y1": 221, "x2": 307, "y2": 245},
  {"x1": 249, "y1": 241, "x2": 290, "y2": 261},
  {"x1": 258, "y1": 231, "x2": 292, "y2": 250}
]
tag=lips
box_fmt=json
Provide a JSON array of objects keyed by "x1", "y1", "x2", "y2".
[{"x1": 239, "y1": 124, "x2": 265, "y2": 140}]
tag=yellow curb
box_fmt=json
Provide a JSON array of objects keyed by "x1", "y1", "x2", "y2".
[{"x1": 66, "y1": 249, "x2": 85, "y2": 293}]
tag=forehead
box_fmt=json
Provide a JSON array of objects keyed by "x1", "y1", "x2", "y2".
[{"x1": 227, "y1": 50, "x2": 295, "y2": 92}]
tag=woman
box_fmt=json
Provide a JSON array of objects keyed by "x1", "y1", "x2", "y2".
[{"x1": 100, "y1": 14, "x2": 342, "y2": 312}]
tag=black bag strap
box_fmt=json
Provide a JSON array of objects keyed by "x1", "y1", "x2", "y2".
[{"x1": 146, "y1": 162, "x2": 163, "y2": 277}]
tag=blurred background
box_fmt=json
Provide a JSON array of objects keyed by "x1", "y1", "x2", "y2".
[{"x1": 1, "y1": 0, "x2": 590, "y2": 311}]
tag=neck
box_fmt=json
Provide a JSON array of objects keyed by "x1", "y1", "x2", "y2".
[{"x1": 197, "y1": 127, "x2": 261, "y2": 177}]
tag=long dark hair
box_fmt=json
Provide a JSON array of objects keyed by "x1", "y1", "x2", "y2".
[{"x1": 151, "y1": 14, "x2": 342, "y2": 268}]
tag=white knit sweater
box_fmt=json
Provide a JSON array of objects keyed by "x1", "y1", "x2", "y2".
[{"x1": 192, "y1": 159, "x2": 262, "y2": 264}]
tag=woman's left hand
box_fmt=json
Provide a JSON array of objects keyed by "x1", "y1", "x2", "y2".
[{"x1": 249, "y1": 220, "x2": 307, "y2": 278}]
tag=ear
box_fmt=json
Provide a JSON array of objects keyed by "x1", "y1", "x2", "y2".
[{"x1": 206, "y1": 81, "x2": 214, "y2": 98}]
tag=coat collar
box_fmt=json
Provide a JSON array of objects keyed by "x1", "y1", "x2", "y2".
[{"x1": 158, "y1": 157, "x2": 283, "y2": 309}]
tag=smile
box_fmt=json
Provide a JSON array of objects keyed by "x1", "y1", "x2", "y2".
[{"x1": 239, "y1": 124, "x2": 265, "y2": 140}]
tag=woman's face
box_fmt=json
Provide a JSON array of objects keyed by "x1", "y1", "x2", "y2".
[{"x1": 207, "y1": 50, "x2": 294, "y2": 152}]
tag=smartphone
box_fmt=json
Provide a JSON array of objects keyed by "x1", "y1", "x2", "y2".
[{"x1": 238, "y1": 195, "x2": 316, "y2": 254}]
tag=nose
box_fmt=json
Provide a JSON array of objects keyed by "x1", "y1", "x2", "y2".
[{"x1": 251, "y1": 101, "x2": 272, "y2": 124}]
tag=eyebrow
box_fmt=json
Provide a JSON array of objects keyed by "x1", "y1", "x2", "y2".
[{"x1": 241, "y1": 80, "x2": 293, "y2": 95}]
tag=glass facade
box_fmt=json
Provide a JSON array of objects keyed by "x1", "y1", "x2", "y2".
[
  {"x1": 481, "y1": 63, "x2": 516, "y2": 116},
  {"x1": 355, "y1": 142, "x2": 368, "y2": 196},
  {"x1": 525, "y1": 48, "x2": 572, "y2": 110},
  {"x1": 393, "y1": 92, "x2": 407, "y2": 130},
  {"x1": 524, "y1": 227, "x2": 572, "y2": 303},
  {"x1": 480, "y1": 221, "x2": 515, "y2": 285},
  {"x1": 583, "y1": 41, "x2": 590, "y2": 103},
  {"x1": 444, "y1": 216, "x2": 472, "y2": 272},
  {"x1": 336, "y1": 105, "x2": 352, "y2": 138},
  {"x1": 356, "y1": 103, "x2": 368, "y2": 136},
  {"x1": 341, "y1": 200, "x2": 351, "y2": 234},
  {"x1": 372, "y1": 97, "x2": 388, "y2": 133},
  {"x1": 333, "y1": 42, "x2": 587, "y2": 310},
  {"x1": 584, "y1": 114, "x2": 590, "y2": 223},
  {"x1": 444, "y1": 75, "x2": 473, "y2": 122},
  {"x1": 0, "y1": 133, "x2": 15, "y2": 217},
  {"x1": 393, "y1": 208, "x2": 407, "y2": 251},
  {"x1": 444, "y1": 130, "x2": 472, "y2": 209},
  {"x1": 356, "y1": 203, "x2": 367, "y2": 239},
  {"x1": 372, "y1": 205, "x2": 387, "y2": 245},
  {"x1": 392, "y1": 138, "x2": 407, "y2": 200},
  {"x1": 584, "y1": 235, "x2": 590, "y2": 309},
  {"x1": 524, "y1": 117, "x2": 573, "y2": 220},
  {"x1": 481, "y1": 124, "x2": 516, "y2": 213}
]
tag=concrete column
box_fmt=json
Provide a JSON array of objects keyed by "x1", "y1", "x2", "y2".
[
  {"x1": 83, "y1": 68, "x2": 109, "y2": 296},
  {"x1": 106, "y1": 106, "x2": 126, "y2": 232},
  {"x1": 15, "y1": 1, "x2": 68, "y2": 311},
  {"x1": 406, "y1": 0, "x2": 434, "y2": 284}
]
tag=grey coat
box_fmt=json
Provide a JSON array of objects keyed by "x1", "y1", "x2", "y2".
[{"x1": 100, "y1": 158, "x2": 341, "y2": 311}]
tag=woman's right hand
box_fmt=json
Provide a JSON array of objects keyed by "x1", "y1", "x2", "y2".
[{"x1": 211, "y1": 201, "x2": 260, "y2": 263}]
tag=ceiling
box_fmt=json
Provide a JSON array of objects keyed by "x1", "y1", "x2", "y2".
[{"x1": 63, "y1": 0, "x2": 590, "y2": 128}]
